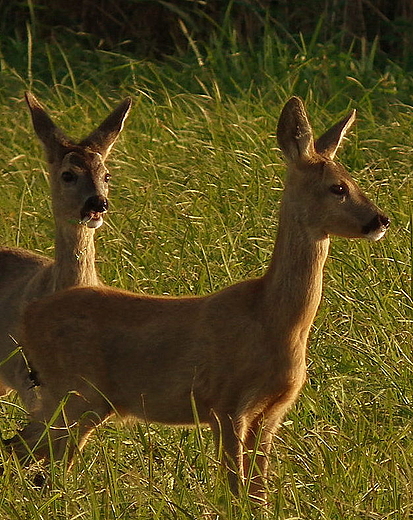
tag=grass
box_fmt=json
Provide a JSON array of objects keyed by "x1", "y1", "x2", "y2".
[{"x1": 0, "y1": 21, "x2": 413, "y2": 519}]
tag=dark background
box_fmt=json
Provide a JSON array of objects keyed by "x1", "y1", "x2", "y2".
[{"x1": 2, "y1": 0, "x2": 413, "y2": 67}]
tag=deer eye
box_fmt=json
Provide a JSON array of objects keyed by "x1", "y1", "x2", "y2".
[
  {"x1": 61, "y1": 171, "x2": 78, "y2": 183},
  {"x1": 330, "y1": 184, "x2": 348, "y2": 196},
  {"x1": 104, "y1": 173, "x2": 111, "y2": 183}
]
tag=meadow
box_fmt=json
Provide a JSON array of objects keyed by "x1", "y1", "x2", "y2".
[{"x1": 0, "y1": 22, "x2": 412, "y2": 519}]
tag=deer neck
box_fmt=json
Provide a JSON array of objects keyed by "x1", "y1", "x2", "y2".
[
  {"x1": 263, "y1": 188, "x2": 330, "y2": 343},
  {"x1": 52, "y1": 223, "x2": 99, "y2": 291}
]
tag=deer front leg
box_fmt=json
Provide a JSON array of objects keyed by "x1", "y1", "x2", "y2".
[
  {"x1": 4, "y1": 389, "x2": 107, "y2": 467},
  {"x1": 242, "y1": 421, "x2": 274, "y2": 502},
  {"x1": 242, "y1": 390, "x2": 301, "y2": 501},
  {"x1": 3, "y1": 419, "x2": 71, "y2": 464},
  {"x1": 210, "y1": 412, "x2": 245, "y2": 495},
  {"x1": 242, "y1": 406, "x2": 289, "y2": 502},
  {"x1": 0, "y1": 381, "x2": 9, "y2": 396}
]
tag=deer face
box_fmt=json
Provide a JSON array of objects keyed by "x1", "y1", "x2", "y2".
[
  {"x1": 52, "y1": 150, "x2": 110, "y2": 229},
  {"x1": 25, "y1": 92, "x2": 132, "y2": 231},
  {"x1": 277, "y1": 97, "x2": 389, "y2": 242},
  {"x1": 296, "y1": 158, "x2": 389, "y2": 241}
]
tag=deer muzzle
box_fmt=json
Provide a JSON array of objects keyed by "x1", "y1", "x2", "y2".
[
  {"x1": 362, "y1": 212, "x2": 390, "y2": 241},
  {"x1": 80, "y1": 195, "x2": 109, "y2": 229}
]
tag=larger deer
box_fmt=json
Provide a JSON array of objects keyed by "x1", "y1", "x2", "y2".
[
  {"x1": 0, "y1": 93, "x2": 131, "y2": 408},
  {"x1": 10, "y1": 97, "x2": 388, "y2": 501}
]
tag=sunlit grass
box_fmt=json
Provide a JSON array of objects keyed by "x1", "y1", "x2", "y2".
[{"x1": 0, "y1": 22, "x2": 412, "y2": 519}]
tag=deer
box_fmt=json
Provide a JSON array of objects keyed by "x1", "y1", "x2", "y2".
[
  {"x1": 0, "y1": 92, "x2": 131, "y2": 409},
  {"x1": 8, "y1": 97, "x2": 389, "y2": 501}
]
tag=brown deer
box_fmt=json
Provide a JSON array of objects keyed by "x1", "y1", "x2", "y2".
[
  {"x1": 0, "y1": 93, "x2": 131, "y2": 408},
  {"x1": 11, "y1": 97, "x2": 389, "y2": 500}
]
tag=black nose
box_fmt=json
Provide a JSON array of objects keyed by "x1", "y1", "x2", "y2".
[
  {"x1": 83, "y1": 195, "x2": 109, "y2": 213},
  {"x1": 379, "y1": 214, "x2": 390, "y2": 229},
  {"x1": 362, "y1": 213, "x2": 390, "y2": 234}
]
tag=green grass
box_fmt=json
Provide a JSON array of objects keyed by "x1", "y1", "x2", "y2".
[{"x1": 0, "y1": 23, "x2": 413, "y2": 519}]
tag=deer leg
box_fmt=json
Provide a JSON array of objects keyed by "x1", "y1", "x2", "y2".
[
  {"x1": 3, "y1": 418, "x2": 75, "y2": 465},
  {"x1": 0, "y1": 381, "x2": 10, "y2": 396},
  {"x1": 5, "y1": 389, "x2": 108, "y2": 467},
  {"x1": 243, "y1": 420, "x2": 274, "y2": 501},
  {"x1": 210, "y1": 412, "x2": 245, "y2": 495},
  {"x1": 242, "y1": 407, "x2": 288, "y2": 502}
]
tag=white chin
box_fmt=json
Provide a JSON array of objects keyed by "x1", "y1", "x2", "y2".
[
  {"x1": 86, "y1": 218, "x2": 104, "y2": 229},
  {"x1": 365, "y1": 229, "x2": 387, "y2": 242}
]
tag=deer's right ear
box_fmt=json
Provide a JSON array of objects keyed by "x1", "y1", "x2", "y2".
[
  {"x1": 25, "y1": 92, "x2": 71, "y2": 162},
  {"x1": 79, "y1": 97, "x2": 132, "y2": 160},
  {"x1": 277, "y1": 97, "x2": 315, "y2": 164}
]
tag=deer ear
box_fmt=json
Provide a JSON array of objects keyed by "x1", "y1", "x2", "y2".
[
  {"x1": 315, "y1": 109, "x2": 356, "y2": 160},
  {"x1": 25, "y1": 92, "x2": 72, "y2": 163},
  {"x1": 79, "y1": 97, "x2": 132, "y2": 160},
  {"x1": 277, "y1": 97, "x2": 316, "y2": 164}
]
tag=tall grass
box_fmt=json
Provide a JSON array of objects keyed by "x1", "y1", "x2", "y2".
[{"x1": 0, "y1": 19, "x2": 412, "y2": 520}]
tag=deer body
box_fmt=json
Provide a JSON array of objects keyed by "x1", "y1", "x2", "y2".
[
  {"x1": 12, "y1": 97, "x2": 389, "y2": 500},
  {"x1": 0, "y1": 93, "x2": 131, "y2": 405}
]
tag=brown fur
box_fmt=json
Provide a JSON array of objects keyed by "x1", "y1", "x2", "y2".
[
  {"x1": 0, "y1": 93, "x2": 131, "y2": 405},
  {"x1": 14, "y1": 97, "x2": 389, "y2": 500}
]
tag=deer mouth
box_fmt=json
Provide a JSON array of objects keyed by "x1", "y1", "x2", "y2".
[
  {"x1": 80, "y1": 211, "x2": 105, "y2": 229},
  {"x1": 80, "y1": 196, "x2": 109, "y2": 229},
  {"x1": 364, "y1": 227, "x2": 388, "y2": 242},
  {"x1": 362, "y1": 213, "x2": 390, "y2": 241}
]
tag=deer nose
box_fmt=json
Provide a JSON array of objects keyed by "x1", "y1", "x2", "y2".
[
  {"x1": 83, "y1": 195, "x2": 109, "y2": 214},
  {"x1": 362, "y1": 213, "x2": 390, "y2": 235},
  {"x1": 379, "y1": 214, "x2": 390, "y2": 229}
]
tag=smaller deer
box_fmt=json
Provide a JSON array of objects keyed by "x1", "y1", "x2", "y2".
[
  {"x1": 0, "y1": 93, "x2": 131, "y2": 407},
  {"x1": 11, "y1": 97, "x2": 389, "y2": 501}
]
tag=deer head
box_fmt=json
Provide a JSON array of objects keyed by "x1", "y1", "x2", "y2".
[
  {"x1": 25, "y1": 92, "x2": 132, "y2": 229},
  {"x1": 277, "y1": 97, "x2": 389, "y2": 241}
]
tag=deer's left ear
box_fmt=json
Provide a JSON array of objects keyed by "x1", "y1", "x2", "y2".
[
  {"x1": 79, "y1": 97, "x2": 132, "y2": 161},
  {"x1": 315, "y1": 109, "x2": 356, "y2": 160}
]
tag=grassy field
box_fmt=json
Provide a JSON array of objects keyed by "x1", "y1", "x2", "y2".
[{"x1": 0, "y1": 24, "x2": 412, "y2": 519}]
